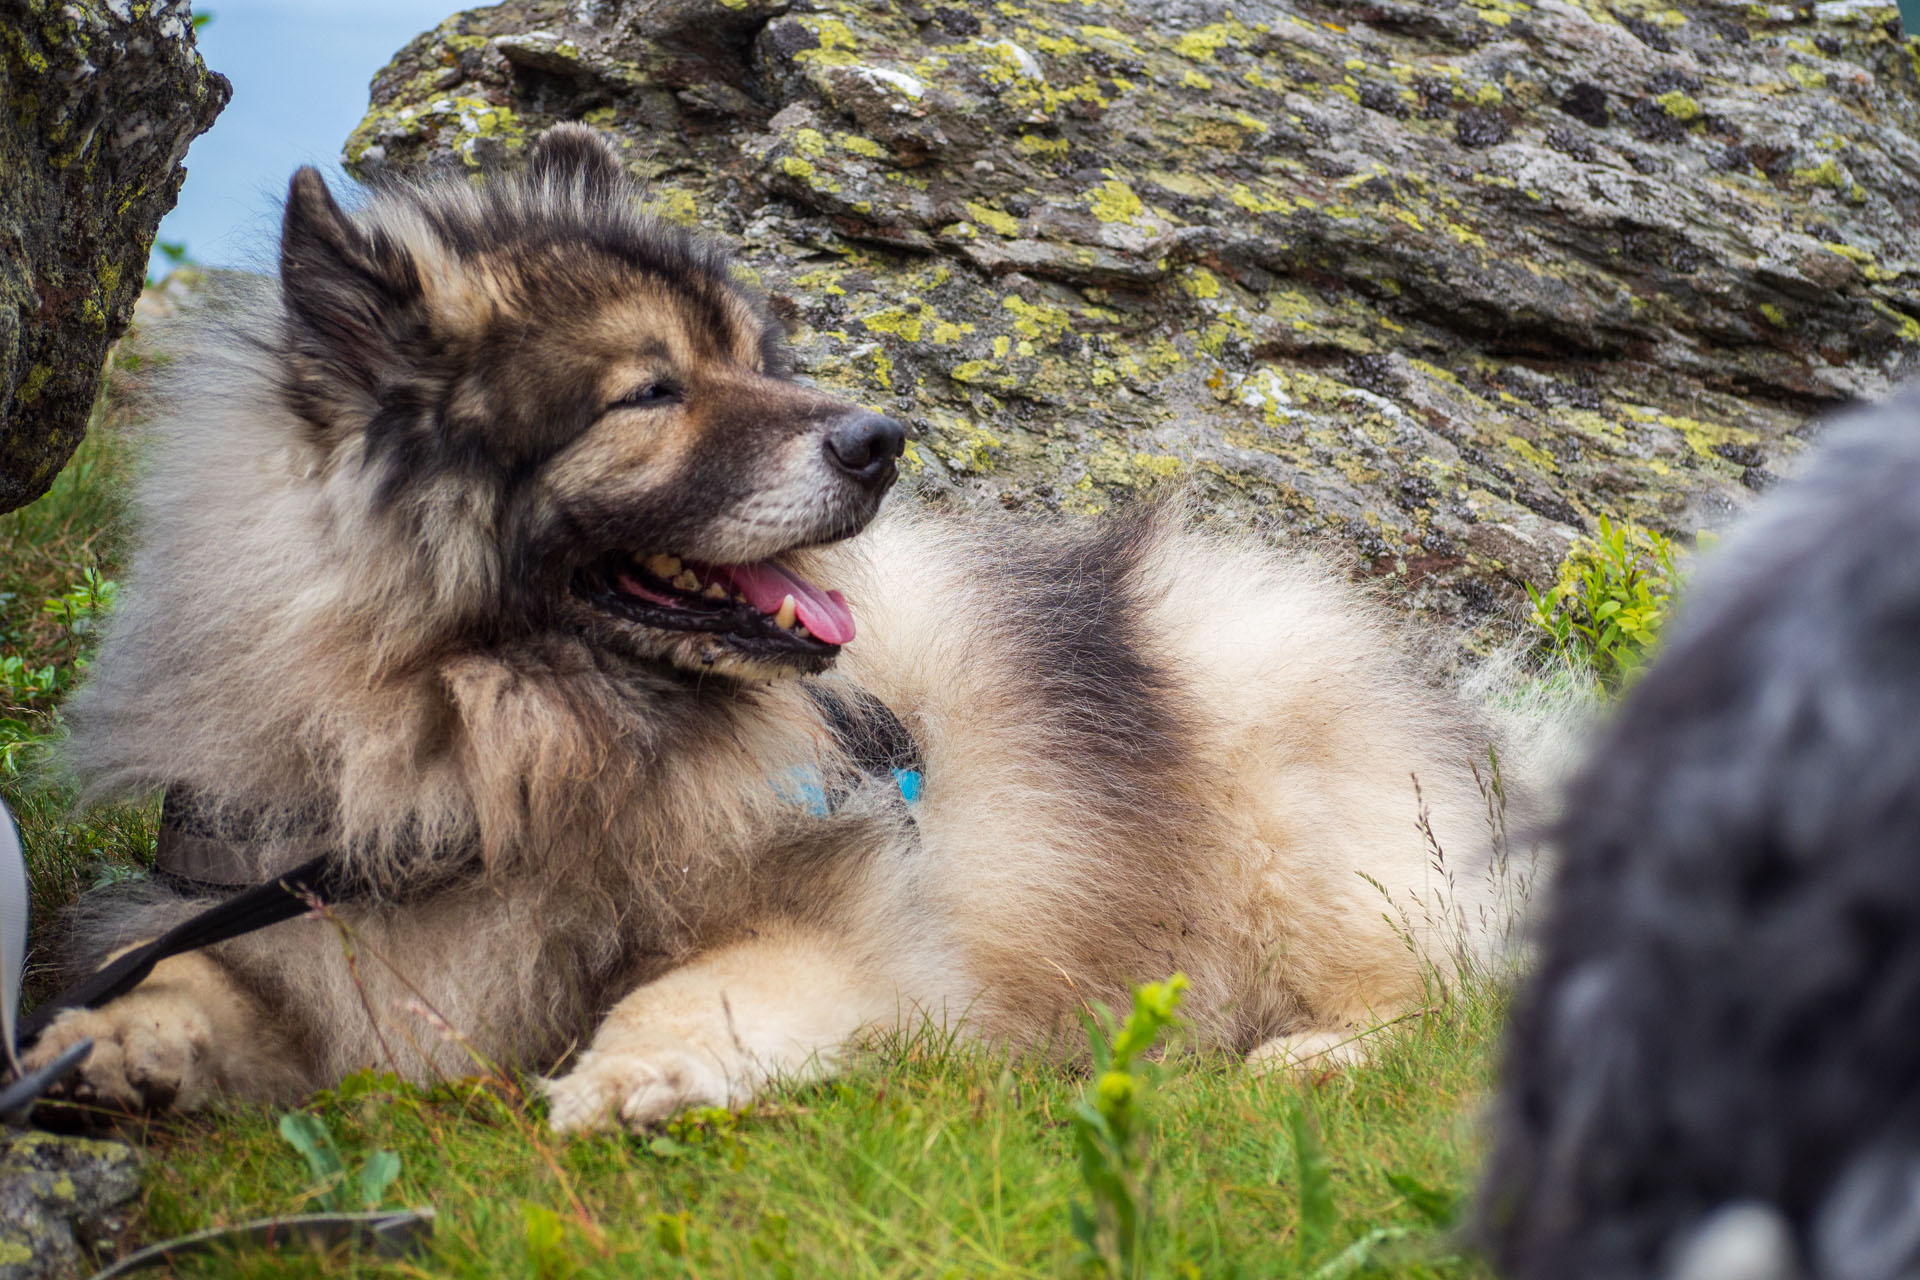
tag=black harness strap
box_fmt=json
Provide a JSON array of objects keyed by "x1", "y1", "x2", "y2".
[{"x1": 153, "y1": 785, "x2": 337, "y2": 891}]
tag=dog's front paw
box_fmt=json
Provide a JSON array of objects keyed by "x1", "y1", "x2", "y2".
[
  {"x1": 544, "y1": 1037, "x2": 738, "y2": 1134},
  {"x1": 1247, "y1": 1027, "x2": 1371, "y2": 1075},
  {"x1": 21, "y1": 996, "x2": 214, "y2": 1114}
]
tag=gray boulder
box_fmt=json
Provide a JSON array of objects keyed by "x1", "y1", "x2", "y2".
[
  {"x1": 0, "y1": 0, "x2": 227, "y2": 512},
  {"x1": 347, "y1": 0, "x2": 1920, "y2": 627}
]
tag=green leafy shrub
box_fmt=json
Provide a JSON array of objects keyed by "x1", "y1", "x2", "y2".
[{"x1": 1527, "y1": 515, "x2": 1684, "y2": 687}]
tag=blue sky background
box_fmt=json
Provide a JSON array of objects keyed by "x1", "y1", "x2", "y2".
[{"x1": 152, "y1": 0, "x2": 465, "y2": 279}]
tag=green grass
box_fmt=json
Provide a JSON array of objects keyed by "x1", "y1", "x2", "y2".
[
  {"x1": 5, "y1": 347, "x2": 1518, "y2": 1278},
  {"x1": 129, "y1": 992, "x2": 1505, "y2": 1278}
]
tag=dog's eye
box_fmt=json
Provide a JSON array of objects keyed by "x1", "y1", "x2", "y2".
[{"x1": 609, "y1": 382, "x2": 680, "y2": 411}]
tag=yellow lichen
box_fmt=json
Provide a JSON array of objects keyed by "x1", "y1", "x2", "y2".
[
  {"x1": 1180, "y1": 267, "x2": 1222, "y2": 299},
  {"x1": 648, "y1": 188, "x2": 700, "y2": 226},
  {"x1": 1790, "y1": 158, "x2": 1846, "y2": 189},
  {"x1": 964, "y1": 201, "x2": 1022, "y2": 237},
  {"x1": 837, "y1": 132, "x2": 887, "y2": 159},
  {"x1": 1872, "y1": 298, "x2": 1920, "y2": 344},
  {"x1": 1505, "y1": 435, "x2": 1558, "y2": 472},
  {"x1": 1381, "y1": 204, "x2": 1425, "y2": 231},
  {"x1": 935, "y1": 421, "x2": 1005, "y2": 471},
  {"x1": 1017, "y1": 133, "x2": 1070, "y2": 158},
  {"x1": 793, "y1": 15, "x2": 860, "y2": 64},
  {"x1": 1173, "y1": 21, "x2": 1248, "y2": 61},
  {"x1": 1443, "y1": 218, "x2": 1489, "y2": 251},
  {"x1": 1228, "y1": 183, "x2": 1294, "y2": 215},
  {"x1": 778, "y1": 155, "x2": 832, "y2": 192},
  {"x1": 861, "y1": 306, "x2": 925, "y2": 343},
  {"x1": 1408, "y1": 358, "x2": 1459, "y2": 384},
  {"x1": 1003, "y1": 294, "x2": 1074, "y2": 341},
  {"x1": 1655, "y1": 89, "x2": 1702, "y2": 120},
  {"x1": 1086, "y1": 178, "x2": 1145, "y2": 225},
  {"x1": 16, "y1": 363, "x2": 50, "y2": 404}
]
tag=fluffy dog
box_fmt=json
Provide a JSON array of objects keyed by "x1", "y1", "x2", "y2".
[
  {"x1": 1481, "y1": 390, "x2": 1920, "y2": 1280},
  {"x1": 24, "y1": 126, "x2": 1522, "y2": 1131}
]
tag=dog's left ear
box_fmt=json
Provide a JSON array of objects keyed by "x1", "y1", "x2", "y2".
[
  {"x1": 280, "y1": 166, "x2": 420, "y2": 398},
  {"x1": 525, "y1": 124, "x2": 625, "y2": 198}
]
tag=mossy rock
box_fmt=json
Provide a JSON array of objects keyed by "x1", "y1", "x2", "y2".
[
  {"x1": 348, "y1": 0, "x2": 1920, "y2": 635},
  {"x1": 0, "y1": 1129, "x2": 140, "y2": 1278},
  {"x1": 0, "y1": 0, "x2": 227, "y2": 512}
]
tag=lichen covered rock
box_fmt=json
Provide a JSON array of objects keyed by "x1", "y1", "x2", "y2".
[
  {"x1": 348, "y1": 0, "x2": 1920, "y2": 630},
  {"x1": 0, "y1": 0, "x2": 228, "y2": 512},
  {"x1": 0, "y1": 1130, "x2": 140, "y2": 1279}
]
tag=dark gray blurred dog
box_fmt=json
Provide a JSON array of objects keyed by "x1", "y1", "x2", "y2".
[{"x1": 1482, "y1": 389, "x2": 1920, "y2": 1280}]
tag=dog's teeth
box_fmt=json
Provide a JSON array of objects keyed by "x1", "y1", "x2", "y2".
[
  {"x1": 703, "y1": 583, "x2": 728, "y2": 600},
  {"x1": 672, "y1": 570, "x2": 700, "y2": 591},
  {"x1": 774, "y1": 594, "x2": 797, "y2": 629},
  {"x1": 645, "y1": 554, "x2": 682, "y2": 578}
]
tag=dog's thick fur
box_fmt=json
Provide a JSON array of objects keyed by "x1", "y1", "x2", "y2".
[
  {"x1": 26, "y1": 127, "x2": 1521, "y2": 1130},
  {"x1": 1482, "y1": 390, "x2": 1920, "y2": 1280}
]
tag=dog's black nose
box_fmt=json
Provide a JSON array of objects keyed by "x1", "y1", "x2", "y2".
[{"x1": 824, "y1": 412, "x2": 906, "y2": 487}]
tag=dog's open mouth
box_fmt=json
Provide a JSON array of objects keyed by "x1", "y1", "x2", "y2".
[{"x1": 573, "y1": 551, "x2": 853, "y2": 654}]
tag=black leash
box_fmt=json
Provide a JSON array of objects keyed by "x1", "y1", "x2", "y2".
[{"x1": 15, "y1": 851, "x2": 347, "y2": 1048}]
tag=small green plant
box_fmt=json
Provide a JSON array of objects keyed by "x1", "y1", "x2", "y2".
[
  {"x1": 1070, "y1": 973, "x2": 1187, "y2": 1279},
  {"x1": 0, "y1": 570, "x2": 118, "y2": 775},
  {"x1": 42, "y1": 566, "x2": 116, "y2": 640},
  {"x1": 1527, "y1": 514, "x2": 1680, "y2": 687},
  {"x1": 277, "y1": 1110, "x2": 403, "y2": 1212},
  {"x1": 0, "y1": 656, "x2": 61, "y2": 774},
  {"x1": 646, "y1": 1104, "x2": 749, "y2": 1166}
]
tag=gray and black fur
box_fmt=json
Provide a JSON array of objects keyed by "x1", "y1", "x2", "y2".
[{"x1": 1482, "y1": 389, "x2": 1920, "y2": 1280}]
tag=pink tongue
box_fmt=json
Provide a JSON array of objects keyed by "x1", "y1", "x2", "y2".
[{"x1": 720, "y1": 561, "x2": 856, "y2": 645}]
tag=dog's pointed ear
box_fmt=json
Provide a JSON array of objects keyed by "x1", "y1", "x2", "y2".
[
  {"x1": 279, "y1": 167, "x2": 417, "y2": 393},
  {"x1": 525, "y1": 124, "x2": 624, "y2": 197}
]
